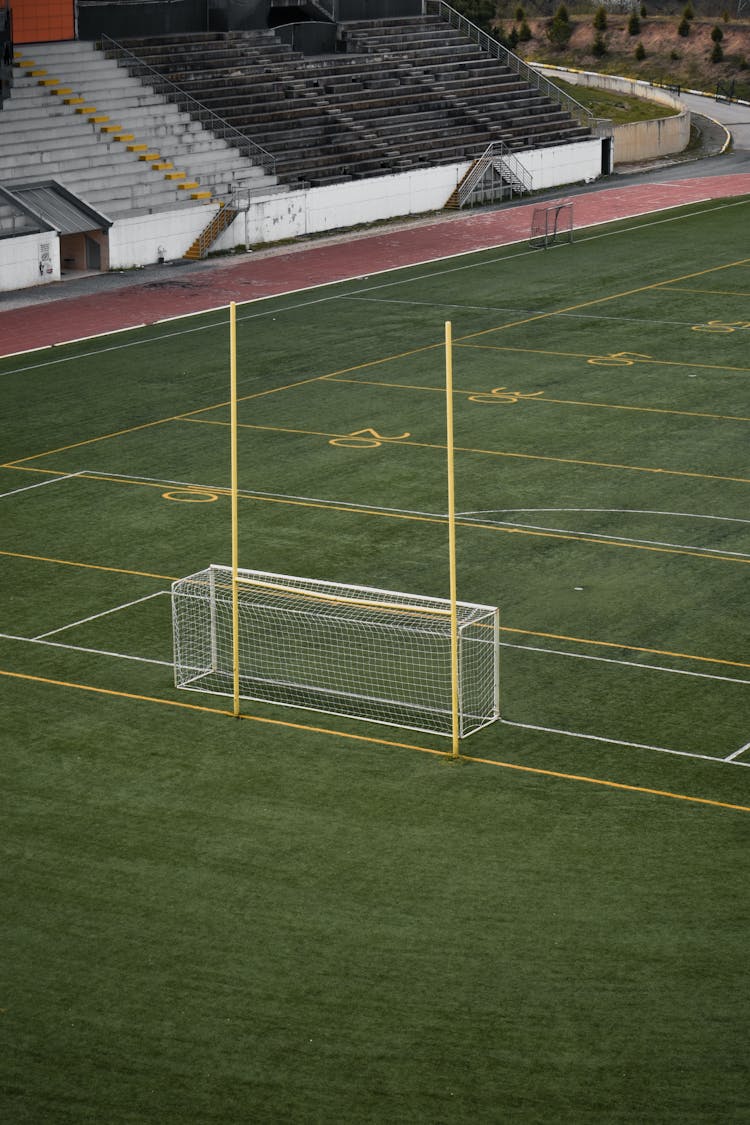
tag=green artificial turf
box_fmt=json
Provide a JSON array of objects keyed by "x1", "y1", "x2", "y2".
[{"x1": 1, "y1": 197, "x2": 749, "y2": 1123}]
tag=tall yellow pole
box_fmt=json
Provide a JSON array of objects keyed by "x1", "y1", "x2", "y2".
[
  {"x1": 445, "y1": 321, "x2": 460, "y2": 759},
  {"x1": 230, "y1": 301, "x2": 241, "y2": 718}
]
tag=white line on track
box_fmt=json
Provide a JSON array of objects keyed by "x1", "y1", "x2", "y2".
[
  {"x1": 33, "y1": 590, "x2": 168, "y2": 640},
  {"x1": 500, "y1": 718, "x2": 750, "y2": 767}
]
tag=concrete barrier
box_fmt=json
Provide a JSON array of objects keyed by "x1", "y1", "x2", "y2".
[{"x1": 531, "y1": 63, "x2": 690, "y2": 165}]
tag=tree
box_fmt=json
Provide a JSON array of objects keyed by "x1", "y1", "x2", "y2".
[
  {"x1": 635, "y1": 41, "x2": 646, "y2": 59},
  {"x1": 711, "y1": 24, "x2": 724, "y2": 42},
  {"x1": 518, "y1": 19, "x2": 533, "y2": 41},
  {"x1": 628, "y1": 11, "x2": 641, "y2": 35},
  {"x1": 452, "y1": 0, "x2": 497, "y2": 36},
  {"x1": 678, "y1": 15, "x2": 691, "y2": 36},
  {"x1": 593, "y1": 5, "x2": 607, "y2": 30},
  {"x1": 683, "y1": 2, "x2": 694, "y2": 19},
  {"x1": 592, "y1": 30, "x2": 608, "y2": 56},
  {"x1": 547, "y1": 3, "x2": 572, "y2": 49},
  {"x1": 711, "y1": 40, "x2": 724, "y2": 62}
]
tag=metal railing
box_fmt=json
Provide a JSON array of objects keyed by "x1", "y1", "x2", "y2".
[
  {"x1": 422, "y1": 0, "x2": 593, "y2": 130},
  {"x1": 456, "y1": 141, "x2": 532, "y2": 207},
  {"x1": 99, "y1": 34, "x2": 277, "y2": 177}
]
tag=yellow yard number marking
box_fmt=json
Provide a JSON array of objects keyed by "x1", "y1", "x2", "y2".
[
  {"x1": 468, "y1": 386, "x2": 545, "y2": 404},
  {"x1": 329, "y1": 427, "x2": 411, "y2": 449},
  {"x1": 692, "y1": 320, "x2": 750, "y2": 334},
  {"x1": 588, "y1": 352, "x2": 653, "y2": 367}
]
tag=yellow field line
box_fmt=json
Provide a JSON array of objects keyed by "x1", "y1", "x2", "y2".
[
  {"x1": 3, "y1": 462, "x2": 746, "y2": 569},
  {"x1": 5, "y1": 343, "x2": 441, "y2": 468},
  {"x1": 1, "y1": 666, "x2": 748, "y2": 814},
  {"x1": 326, "y1": 375, "x2": 750, "y2": 423},
  {"x1": 0, "y1": 548, "x2": 174, "y2": 581},
  {"x1": 457, "y1": 342, "x2": 750, "y2": 377},
  {"x1": 453, "y1": 256, "x2": 750, "y2": 343},
  {"x1": 184, "y1": 416, "x2": 750, "y2": 488},
  {"x1": 6, "y1": 256, "x2": 749, "y2": 469},
  {"x1": 503, "y1": 626, "x2": 750, "y2": 671},
  {"x1": 659, "y1": 286, "x2": 750, "y2": 296}
]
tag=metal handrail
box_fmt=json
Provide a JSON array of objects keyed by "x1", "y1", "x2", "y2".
[
  {"x1": 98, "y1": 33, "x2": 277, "y2": 177},
  {"x1": 457, "y1": 141, "x2": 532, "y2": 206},
  {"x1": 423, "y1": 0, "x2": 593, "y2": 129}
]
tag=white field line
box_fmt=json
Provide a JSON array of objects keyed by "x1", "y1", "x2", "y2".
[
  {"x1": 462, "y1": 507, "x2": 750, "y2": 527},
  {"x1": 33, "y1": 590, "x2": 168, "y2": 639},
  {"x1": 0, "y1": 470, "x2": 84, "y2": 500},
  {"x1": 724, "y1": 740, "x2": 750, "y2": 762},
  {"x1": 500, "y1": 718, "x2": 750, "y2": 767},
  {"x1": 0, "y1": 631, "x2": 172, "y2": 667},
  {"x1": 75, "y1": 473, "x2": 750, "y2": 563},
  {"x1": 499, "y1": 641, "x2": 750, "y2": 686},
  {"x1": 76, "y1": 469, "x2": 443, "y2": 520},
  {"x1": 459, "y1": 515, "x2": 750, "y2": 559}
]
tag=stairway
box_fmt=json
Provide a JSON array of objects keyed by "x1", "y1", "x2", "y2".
[{"x1": 183, "y1": 201, "x2": 240, "y2": 260}]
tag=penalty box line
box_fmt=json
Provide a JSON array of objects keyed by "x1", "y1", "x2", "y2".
[
  {"x1": 0, "y1": 470, "x2": 85, "y2": 500},
  {"x1": 33, "y1": 590, "x2": 169, "y2": 640}
]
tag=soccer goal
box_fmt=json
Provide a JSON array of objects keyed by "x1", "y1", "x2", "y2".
[
  {"x1": 529, "y1": 201, "x2": 574, "y2": 249},
  {"x1": 171, "y1": 564, "x2": 500, "y2": 738}
]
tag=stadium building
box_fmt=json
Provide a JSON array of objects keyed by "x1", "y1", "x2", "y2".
[{"x1": 0, "y1": 0, "x2": 601, "y2": 290}]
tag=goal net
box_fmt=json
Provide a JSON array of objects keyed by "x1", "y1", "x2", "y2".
[
  {"x1": 529, "y1": 201, "x2": 574, "y2": 249},
  {"x1": 171, "y1": 565, "x2": 500, "y2": 738}
]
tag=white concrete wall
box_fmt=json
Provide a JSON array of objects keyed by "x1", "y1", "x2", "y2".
[
  {"x1": 108, "y1": 205, "x2": 214, "y2": 270},
  {"x1": 0, "y1": 230, "x2": 60, "y2": 291},
  {"x1": 213, "y1": 139, "x2": 601, "y2": 252},
  {"x1": 532, "y1": 64, "x2": 691, "y2": 164},
  {"x1": 0, "y1": 137, "x2": 602, "y2": 290},
  {"x1": 514, "y1": 137, "x2": 602, "y2": 189}
]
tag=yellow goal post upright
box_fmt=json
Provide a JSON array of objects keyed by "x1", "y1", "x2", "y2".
[
  {"x1": 171, "y1": 308, "x2": 500, "y2": 742},
  {"x1": 230, "y1": 300, "x2": 240, "y2": 717}
]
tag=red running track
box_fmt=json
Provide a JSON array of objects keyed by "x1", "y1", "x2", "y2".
[{"x1": 1, "y1": 174, "x2": 749, "y2": 359}]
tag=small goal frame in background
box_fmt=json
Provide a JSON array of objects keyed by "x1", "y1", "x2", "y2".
[{"x1": 529, "y1": 201, "x2": 574, "y2": 250}]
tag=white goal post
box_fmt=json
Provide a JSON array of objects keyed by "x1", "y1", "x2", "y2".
[
  {"x1": 171, "y1": 564, "x2": 500, "y2": 738},
  {"x1": 529, "y1": 201, "x2": 574, "y2": 250}
]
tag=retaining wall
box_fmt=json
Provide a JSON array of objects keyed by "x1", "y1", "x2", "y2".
[{"x1": 532, "y1": 64, "x2": 690, "y2": 164}]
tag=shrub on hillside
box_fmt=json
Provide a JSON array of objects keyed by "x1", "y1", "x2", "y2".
[
  {"x1": 593, "y1": 5, "x2": 607, "y2": 31},
  {"x1": 635, "y1": 41, "x2": 646, "y2": 59},
  {"x1": 711, "y1": 40, "x2": 724, "y2": 62},
  {"x1": 547, "y1": 4, "x2": 572, "y2": 49},
  {"x1": 592, "y1": 30, "x2": 608, "y2": 56},
  {"x1": 678, "y1": 15, "x2": 691, "y2": 36},
  {"x1": 628, "y1": 12, "x2": 641, "y2": 35}
]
